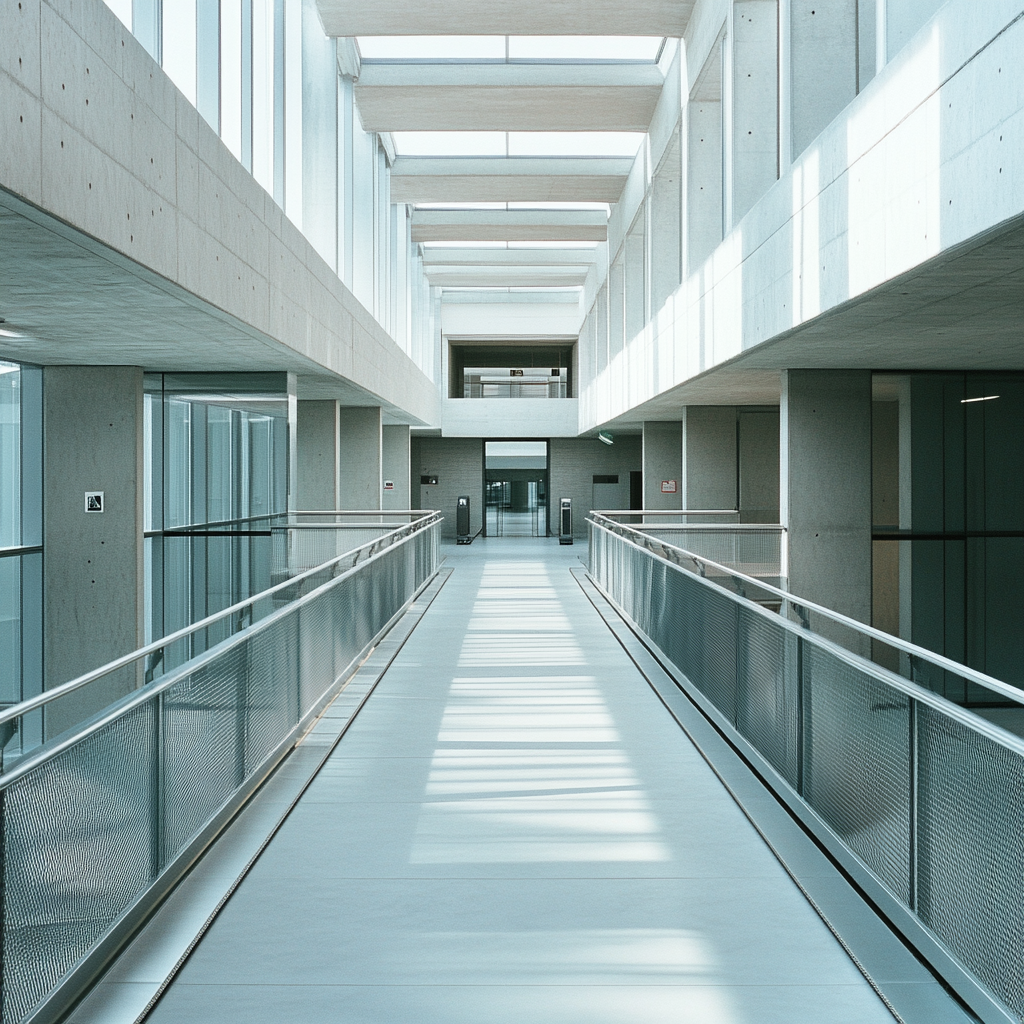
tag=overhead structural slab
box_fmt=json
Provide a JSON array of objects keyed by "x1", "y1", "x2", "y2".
[
  {"x1": 390, "y1": 157, "x2": 632, "y2": 204},
  {"x1": 420, "y1": 247, "x2": 600, "y2": 268},
  {"x1": 422, "y1": 266, "x2": 591, "y2": 288},
  {"x1": 411, "y1": 209, "x2": 608, "y2": 243},
  {"x1": 354, "y1": 64, "x2": 663, "y2": 132},
  {"x1": 317, "y1": 0, "x2": 694, "y2": 36}
]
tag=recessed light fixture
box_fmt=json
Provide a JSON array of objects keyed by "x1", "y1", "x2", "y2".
[
  {"x1": 961, "y1": 395, "x2": 999, "y2": 403},
  {"x1": 597, "y1": 431, "x2": 614, "y2": 445},
  {"x1": 0, "y1": 328, "x2": 23, "y2": 339}
]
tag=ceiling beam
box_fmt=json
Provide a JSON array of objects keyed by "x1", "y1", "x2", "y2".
[
  {"x1": 317, "y1": 0, "x2": 694, "y2": 36},
  {"x1": 421, "y1": 247, "x2": 599, "y2": 267},
  {"x1": 412, "y1": 209, "x2": 608, "y2": 242},
  {"x1": 391, "y1": 157, "x2": 632, "y2": 203},
  {"x1": 354, "y1": 63, "x2": 663, "y2": 132}
]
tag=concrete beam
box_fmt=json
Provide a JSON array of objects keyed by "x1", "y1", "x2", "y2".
[
  {"x1": 0, "y1": 0, "x2": 439, "y2": 428},
  {"x1": 318, "y1": 0, "x2": 694, "y2": 36},
  {"x1": 411, "y1": 209, "x2": 608, "y2": 243},
  {"x1": 391, "y1": 157, "x2": 632, "y2": 204},
  {"x1": 421, "y1": 247, "x2": 599, "y2": 267},
  {"x1": 423, "y1": 266, "x2": 591, "y2": 288},
  {"x1": 354, "y1": 64, "x2": 663, "y2": 132}
]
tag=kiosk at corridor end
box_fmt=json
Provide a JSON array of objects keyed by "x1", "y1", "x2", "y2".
[{"x1": 559, "y1": 497, "x2": 572, "y2": 545}]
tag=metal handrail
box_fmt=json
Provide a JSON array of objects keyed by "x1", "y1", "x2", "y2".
[
  {"x1": 0, "y1": 510, "x2": 442, "y2": 730},
  {"x1": 145, "y1": 509, "x2": 433, "y2": 536},
  {"x1": 589, "y1": 511, "x2": 1024, "y2": 711},
  {"x1": 597, "y1": 509, "x2": 740, "y2": 517},
  {"x1": 0, "y1": 522, "x2": 437, "y2": 790}
]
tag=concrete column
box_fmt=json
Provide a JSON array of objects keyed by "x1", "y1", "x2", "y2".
[
  {"x1": 43, "y1": 366, "x2": 145, "y2": 733},
  {"x1": 789, "y1": 0, "x2": 858, "y2": 158},
  {"x1": 781, "y1": 370, "x2": 872, "y2": 622},
  {"x1": 296, "y1": 399, "x2": 339, "y2": 510},
  {"x1": 687, "y1": 41, "x2": 724, "y2": 271},
  {"x1": 682, "y1": 406, "x2": 737, "y2": 511},
  {"x1": 643, "y1": 421, "x2": 683, "y2": 510},
  {"x1": 730, "y1": 1, "x2": 779, "y2": 224},
  {"x1": 338, "y1": 406, "x2": 382, "y2": 509},
  {"x1": 382, "y1": 424, "x2": 411, "y2": 510}
]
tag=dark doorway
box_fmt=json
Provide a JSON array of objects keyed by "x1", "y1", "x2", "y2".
[{"x1": 484, "y1": 441, "x2": 549, "y2": 537}]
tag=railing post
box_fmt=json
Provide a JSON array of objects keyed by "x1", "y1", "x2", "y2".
[
  {"x1": 908, "y1": 697, "x2": 918, "y2": 912},
  {"x1": 150, "y1": 692, "x2": 165, "y2": 879}
]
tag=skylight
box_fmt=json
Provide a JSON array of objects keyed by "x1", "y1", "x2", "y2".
[
  {"x1": 357, "y1": 36, "x2": 665, "y2": 64},
  {"x1": 394, "y1": 132, "x2": 644, "y2": 159}
]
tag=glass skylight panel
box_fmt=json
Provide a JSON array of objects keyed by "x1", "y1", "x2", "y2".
[
  {"x1": 414, "y1": 202, "x2": 509, "y2": 210},
  {"x1": 393, "y1": 132, "x2": 506, "y2": 157},
  {"x1": 508, "y1": 132, "x2": 644, "y2": 158},
  {"x1": 507, "y1": 36, "x2": 665, "y2": 62},
  {"x1": 357, "y1": 36, "x2": 505, "y2": 61},
  {"x1": 422, "y1": 241, "x2": 511, "y2": 248},
  {"x1": 507, "y1": 241, "x2": 600, "y2": 249}
]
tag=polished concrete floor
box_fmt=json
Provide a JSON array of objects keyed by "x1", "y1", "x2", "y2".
[{"x1": 142, "y1": 537, "x2": 907, "y2": 1023}]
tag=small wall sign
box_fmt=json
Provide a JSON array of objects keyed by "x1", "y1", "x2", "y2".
[
  {"x1": 509, "y1": 369, "x2": 524, "y2": 377},
  {"x1": 383, "y1": 480, "x2": 395, "y2": 491},
  {"x1": 85, "y1": 491, "x2": 104, "y2": 513},
  {"x1": 661, "y1": 480, "x2": 678, "y2": 494},
  {"x1": 420, "y1": 475, "x2": 438, "y2": 485}
]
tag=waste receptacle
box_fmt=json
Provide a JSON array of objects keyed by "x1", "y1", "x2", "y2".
[
  {"x1": 456, "y1": 495, "x2": 472, "y2": 544},
  {"x1": 558, "y1": 497, "x2": 573, "y2": 545}
]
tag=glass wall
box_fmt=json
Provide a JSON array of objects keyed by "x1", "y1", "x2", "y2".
[
  {"x1": 145, "y1": 373, "x2": 293, "y2": 655},
  {"x1": 0, "y1": 361, "x2": 42, "y2": 753}
]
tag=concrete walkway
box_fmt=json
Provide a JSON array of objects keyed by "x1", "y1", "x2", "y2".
[{"x1": 142, "y1": 538, "x2": 907, "y2": 1024}]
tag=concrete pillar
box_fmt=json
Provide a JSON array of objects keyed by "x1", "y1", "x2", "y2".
[
  {"x1": 382, "y1": 424, "x2": 411, "y2": 510},
  {"x1": 730, "y1": 1, "x2": 779, "y2": 225},
  {"x1": 43, "y1": 366, "x2": 145, "y2": 733},
  {"x1": 781, "y1": 370, "x2": 872, "y2": 622},
  {"x1": 789, "y1": 0, "x2": 858, "y2": 159},
  {"x1": 338, "y1": 406, "x2": 382, "y2": 509},
  {"x1": 682, "y1": 406, "x2": 737, "y2": 511},
  {"x1": 296, "y1": 399, "x2": 340, "y2": 510},
  {"x1": 643, "y1": 421, "x2": 683, "y2": 510}
]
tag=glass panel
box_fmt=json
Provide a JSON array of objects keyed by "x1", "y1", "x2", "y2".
[
  {"x1": 0, "y1": 361, "x2": 21, "y2": 548},
  {"x1": 507, "y1": 36, "x2": 665, "y2": 62},
  {"x1": 357, "y1": 36, "x2": 506, "y2": 61}
]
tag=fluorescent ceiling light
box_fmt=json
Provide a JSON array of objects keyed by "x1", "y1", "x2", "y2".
[
  {"x1": 507, "y1": 36, "x2": 665, "y2": 62},
  {"x1": 0, "y1": 329, "x2": 23, "y2": 339},
  {"x1": 961, "y1": 395, "x2": 1000, "y2": 403},
  {"x1": 508, "y1": 132, "x2": 644, "y2": 158},
  {"x1": 598, "y1": 431, "x2": 614, "y2": 445},
  {"x1": 358, "y1": 36, "x2": 505, "y2": 61}
]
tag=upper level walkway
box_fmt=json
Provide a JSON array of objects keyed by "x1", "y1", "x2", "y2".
[{"x1": 70, "y1": 538, "x2": 969, "y2": 1024}]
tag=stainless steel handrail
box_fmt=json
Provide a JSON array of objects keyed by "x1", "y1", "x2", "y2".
[
  {"x1": 589, "y1": 511, "x2": 1024, "y2": 710},
  {"x1": 0, "y1": 510, "x2": 442, "y2": 729}
]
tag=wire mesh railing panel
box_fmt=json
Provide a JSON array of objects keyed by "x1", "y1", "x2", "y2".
[
  {"x1": 161, "y1": 642, "x2": 253, "y2": 862},
  {"x1": 801, "y1": 643, "x2": 912, "y2": 902},
  {"x1": 241, "y1": 616, "x2": 299, "y2": 777},
  {"x1": 588, "y1": 517, "x2": 1024, "y2": 1023},
  {"x1": 916, "y1": 704, "x2": 1024, "y2": 1014},
  {"x1": 0, "y1": 703, "x2": 156, "y2": 1024},
  {"x1": 736, "y1": 606, "x2": 799, "y2": 788},
  {"x1": 640, "y1": 528, "x2": 783, "y2": 580}
]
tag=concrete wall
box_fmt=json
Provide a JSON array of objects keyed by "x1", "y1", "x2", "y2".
[
  {"x1": 549, "y1": 436, "x2": 642, "y2": 537},
  {"x1": 738, "y1": 409, "x2": 780, "y2": 521},
  {"x1": 414, "y1": 437, "x2": 484, "y2": 539},
  {"x1": 382, "y1": 424, "x2": 411, "y2": 509},
  {"x1": 643, "y1": 421, "x2": 683, "y2": 509},
  {"x1": 296, "y1": 399, "x2": 339, "y2": 509},
  {"x1": 0, "y1": 0, "x2": 439, "y2": 426},
  {"x1": 43, "y1": 365, "x2": 144, "y2": 734},
  {"x1": 338, "y1": 406, "x2": 381, "y2": 509},
  {"x1": 442, "y1": 398, "x2": 580, "y2": 438},
  {"x1": 579, "y1": 0, "x2": 1024, "y2": 433},
  {"x1": 682, "y1": 406, "x2": 737, "y2": 510}
]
